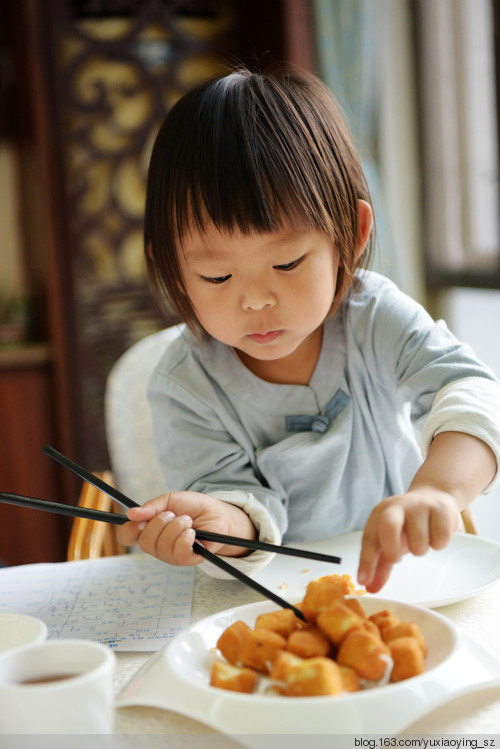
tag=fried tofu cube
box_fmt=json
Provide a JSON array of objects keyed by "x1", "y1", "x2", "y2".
[
  {"x1": 382, "y1": 621, "x2": 427, "y2": 657},
  {"x1": 287, "y1": 626, "x2": 331, "y2": 658},
  {"x1": 368, "y1": 609, "x2": 400, "y2": 634},
  {"x1": 255, "y1": 608, "x2": 302, "y2": 638},
  {"x1": 344, "y1": 597, "x2": 367, "y2": 619},
  {"x1": 216, "y1": 620, "x2": 252, "y2": 665},
  {"x1": 316, "y1": 602, "x2": 363, "y2": 646},
  {"x1": 301, "y1": 577, "x2": 346, "y2": 622},
  {"x1": 348, "y1": 619, "x2": 383, "y2": 640},
  {"x1": 210, "y1": 660, "x2": 257, "y2": 693},
  {"x1": 239, "y1": 628, "x2": 287, "y2": 674},
  {"x1": 321, "y1": 573, "x2": 357, "y2": 595},
  {"x1": 270, "y1": 650, "x2": 303, "y2": 681},
  {"x1": 362, "y1": 620, "x2": 384, "y2": 639},
  {"x1": 389, "y1": 637, "x2": 425, "y2": 682},
  {"x1": 337, "y1": 629, "x2": 391, "y2": 681},
  {"x1": 285, "y1": 657, "x2": 343, "y2": 696},
  {"x1": 339, "y1": 665, "x2": 361, "y2": 693}
]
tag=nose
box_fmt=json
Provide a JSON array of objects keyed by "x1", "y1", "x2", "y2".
[{"x1": 240, "y1": 280, "x2": 277, "y2": 311}]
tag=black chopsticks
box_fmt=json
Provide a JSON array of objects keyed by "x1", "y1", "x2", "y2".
[
  {"x1": 0, "y1": 488, "x2": 342, "y2": 565},
  {"x1": 43, "y1": 445, "x2": 137, "y2": 509},
  {"x1": 41, "y1": 447, "x2": 310, "y2": 620},
  {"x1": 0, "y1": 490, "x2": 307, "y2": 620},
  {"x1": 0, "y1": 445, "x2": 343, "y2": 621},
  {"x1": 42, "y1": 446, "x2": 342, "y2": 565},
  {"x1": 0, "y1": 491, "x2": 126, "y2": 525}
]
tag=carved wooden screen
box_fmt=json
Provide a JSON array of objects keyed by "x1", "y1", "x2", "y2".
[{"x1": 50, "y1": 0, "x2": 234, "y2": 469}]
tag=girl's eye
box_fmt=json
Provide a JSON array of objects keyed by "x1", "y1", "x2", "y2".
[
  {"x1": 274, "y1": 256, "x2": 305, "y2": 272},
  {"x1": 201, "y1": 274, "x2": 231, "y2": 285}
]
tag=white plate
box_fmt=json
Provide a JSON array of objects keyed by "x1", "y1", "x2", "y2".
[
  {"x1": 252, "y1": 531, "x2": 500, "y2": 608},
  {"x1": 116, "y1": 597, "x2": 500, "y2": 739},
  {"x1": 0, "y1": 613, "x2": 47, "y2": 654}
]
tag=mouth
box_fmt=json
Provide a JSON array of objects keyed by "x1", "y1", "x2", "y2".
[{"x1": 247, "y1": 330, "x2": 283, "y2": 344}]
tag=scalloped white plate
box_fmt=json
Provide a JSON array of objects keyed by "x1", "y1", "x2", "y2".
[
  {"x1": 252, "y1": 531, "x2": 500, "y2": 608},
  {"x1": 116, "y1": 597, "x2": 500, "y2": 738}
]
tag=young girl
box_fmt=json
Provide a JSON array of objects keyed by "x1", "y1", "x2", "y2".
[{"x1": 117, "y1": 66, "x2": 500, "y2": 593}]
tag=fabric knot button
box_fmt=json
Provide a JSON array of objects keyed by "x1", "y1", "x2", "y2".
[{"x1": 311, "y1": 416, "x2": 329, "y2": 433}]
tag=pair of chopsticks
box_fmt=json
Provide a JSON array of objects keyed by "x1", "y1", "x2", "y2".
[{"x1": 0, "y1": 446, "x2": 342, "y2": 621}]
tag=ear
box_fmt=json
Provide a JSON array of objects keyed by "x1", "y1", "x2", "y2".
[{"x1": 355, "y1": 200, "x2": 373, "y2": 261}]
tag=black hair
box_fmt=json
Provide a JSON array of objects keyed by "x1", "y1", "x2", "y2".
[{"x1": 145, "y1": 66, "x2": 373, "y2": 332}]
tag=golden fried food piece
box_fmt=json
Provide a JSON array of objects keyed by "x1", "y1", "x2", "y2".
[
  {"x1": 339, "y1": 664, "x2": 361, "y2": 693},
  {"x1": 357, "y1": 620, "x2": 383, "y2": 639},
  {"x1": 382, "y1": 621, "x2": 427, "y2": 656},
  {"x1": 287, "y1": 625, "x2": 331, "y2": 658},
  {"x1": 216, "y1": 620, "x2": 252, "y2": 666},
  {"x1": 211, "y1": 574, "x2": 428, "y2": 697},
  {"x1": 344, "y1": 598, "x2": 367, "y2": 619},
  {"x1": 368, "y1": 609, "x2": 400, "y2": 634},
  {"x1": 255, "y1": 608, "x2": 302, "y2": 638},
  {"x1": 320, "y1": 574, "x2": 357, "y2": 595},
  {"x1": 285, "y1": 657, "x2": 344, "y2": 696},
  {"x1": 210, "y1": 660, "x2": 257, "y2": 693},
  {"x1": 389, "y1": 637, "x2": 425, "y2": 682},
  {"x1": 337, "y1": 630, "x2": 391, "y2": 681},
  {"x1": 301, "y1": 577, "x2": 346, "y2": 622},
  {"x1": 316, "y1": 602, "x2": 363, "y2": 646},
  {"x1": 239, "y1": 628, "x2": 287, "y2": 674},
  {"x1": 270, "y1": 650, "x2": 304, "y2": 681}
]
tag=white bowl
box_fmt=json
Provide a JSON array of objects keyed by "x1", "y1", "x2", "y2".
[{"x1": 118, "y1": 597, "x2": 466, "y2": 735}]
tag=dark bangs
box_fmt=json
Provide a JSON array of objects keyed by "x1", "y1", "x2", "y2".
[{"x1": 145, "y1": 67, "x2": 373, "y2": 330}]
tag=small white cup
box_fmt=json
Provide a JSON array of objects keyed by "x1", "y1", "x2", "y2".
[
  {"x1": 0, "y1": 613, "x2": 47, "y2": 654},
  {"x1": 0, "y1": 640, "x2": 115, "y2": 733}
]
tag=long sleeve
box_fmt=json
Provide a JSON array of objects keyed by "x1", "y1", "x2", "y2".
[{"x1": 421, "y1": 377, "x2": 500, "y2": 492}]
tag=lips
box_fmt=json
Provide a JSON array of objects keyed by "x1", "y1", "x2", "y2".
[{"x1": 248, "y1": 330, "x2": 283, "y2": 344}]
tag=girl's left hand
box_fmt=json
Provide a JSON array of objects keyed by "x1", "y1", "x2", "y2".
[{"x1": 357, "y1": 487, "x2": 461, "y2": 593}]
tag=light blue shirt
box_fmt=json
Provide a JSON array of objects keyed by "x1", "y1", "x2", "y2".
[{"x1": 148, "y1": 271, "x2": 499, "y2": 545}]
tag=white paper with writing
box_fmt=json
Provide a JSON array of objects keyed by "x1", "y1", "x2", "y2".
[{"x1": 0, "y1": 554, "x2": 194, "y2": 651}]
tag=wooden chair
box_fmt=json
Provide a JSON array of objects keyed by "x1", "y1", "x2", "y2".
[
  {"x1": 67, "y1": 471, "x2": 126, "y2": 561},
  {"x1": 461, "y1": 506, "x2": 479, "y2": 535},
  {"x1": 67, "y1": 326, "x2": 183, "y2": 561}
]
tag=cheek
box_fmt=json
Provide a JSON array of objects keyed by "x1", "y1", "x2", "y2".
[
  {"x1": 299, "y1": 265, "x2": 338, "y2": 307},
  {"x1": 192, "y1": 295, "x2": 234, "y2": 335}
]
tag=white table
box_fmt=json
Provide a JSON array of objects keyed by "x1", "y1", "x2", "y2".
[{"x1": 113, "y1": 568, "x2": 500, "y2": 738}]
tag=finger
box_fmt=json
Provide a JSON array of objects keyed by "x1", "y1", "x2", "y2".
[
  {"x1": 139, "y1": 513, "x2": 201, "y2": 567},
  {"x1": 429, "y1": 506, "x2": 458, "y2": 550},
  {"x1": 358, "y1": 502, "x2": 405, "y2": 587},
  {"x1": 364, "y1": 556, "x2": 394, "y2": 593},
  {"x1": 171, "y1": 527, "x2": 201, "y2": 565},
  {"x1": 137, "y1": 510, "x2": 177, "y2": 558},
  {"x1": 405, "y1": 507, "x2": 430, "y2": 556},
  {"x1": 126, "y1": 493, "x2": 175, "y2": 521},
  {"x1": 377, "y1": 503, "x2": 406, "y2": 563},
  {"x1": 357, "y1": 515, "x2": 381, "y2": 587},
  {"x1": 116, "y1": 520, "x2": 141, "y2": 547}
]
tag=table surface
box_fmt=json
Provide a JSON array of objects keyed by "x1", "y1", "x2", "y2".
[{"x1": 113, "y1": 567, "x2": 500, "y2": 737}]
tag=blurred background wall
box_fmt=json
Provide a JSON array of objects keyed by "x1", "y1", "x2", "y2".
[{"x1": 0, "y1": 0, "x2": 499, "y2": 564}]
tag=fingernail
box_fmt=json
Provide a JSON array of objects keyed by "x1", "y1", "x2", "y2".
[
  {"x1": 159, "y1": 511, "x2": 175, "y2": 523},
  {"x1": 185, "y1": 528, "x2": 196, "y2": 544},
  {"x1": 137, "y1": 522, "x2": 147, "y2": 531},
  {"x1": 357, "y1": 568, "x2": 367, "y2": 585}
]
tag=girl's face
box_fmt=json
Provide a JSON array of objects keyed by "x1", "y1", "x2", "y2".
[{"x1": 178, "y1": 221, "x2": 341, "y2": 384}]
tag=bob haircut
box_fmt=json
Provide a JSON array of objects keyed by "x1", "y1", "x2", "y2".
[{"x1": 145, "y1": 66, "x2": 374, "y2": 334}]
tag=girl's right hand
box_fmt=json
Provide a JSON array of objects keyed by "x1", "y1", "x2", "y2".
[{"x1": 116, "y1": 491, "x2": 256, "y2": 566}]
